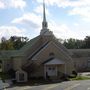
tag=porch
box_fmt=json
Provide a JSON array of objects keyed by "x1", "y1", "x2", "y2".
[{"x1": 44, "y1": 58, "x2": 66, "y2": 80}]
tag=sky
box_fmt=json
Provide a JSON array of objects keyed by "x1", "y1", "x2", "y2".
[{"x1": 0, "y1": 0, "x2": 90, "y2": 40}]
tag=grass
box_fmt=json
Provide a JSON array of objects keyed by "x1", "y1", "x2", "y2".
[{"x1": 70, "y1": 75, "x2": 90, "y2": 80}]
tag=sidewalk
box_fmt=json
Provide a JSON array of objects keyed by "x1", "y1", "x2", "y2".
[
  {"x1": 3, "y1": 79, "x2": 13, "y2": 89},
  {"x1": 79, "y1": 72, "x2": 90, "y2": 77},
  {"x1": 5, "y1": 86, "x2": 32, "y2": 90}
]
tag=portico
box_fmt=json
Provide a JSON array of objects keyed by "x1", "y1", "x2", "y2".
[{"x1": 44, "y1": 58, "x2": 66, "y2": 79}]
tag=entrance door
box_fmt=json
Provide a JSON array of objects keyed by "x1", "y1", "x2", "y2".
[{"x1": 46, "y1": 66, "x2": 57, "y2": 76}]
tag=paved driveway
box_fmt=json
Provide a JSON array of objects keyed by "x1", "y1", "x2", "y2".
[{"x1": 6, "y1": 80, "x2": 90, "y2": 90}]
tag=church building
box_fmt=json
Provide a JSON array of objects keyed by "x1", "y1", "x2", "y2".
[{"x1": 0, "y1": 1, "x2": 90, "y2": 82}]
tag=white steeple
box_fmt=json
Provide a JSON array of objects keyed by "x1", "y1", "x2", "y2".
[
  {"x1": 42, "y1": 0, "x2": 48, "y2": 29},
  {"x1": 40, "y1": 0, "x2": 53, "y2": 35}
]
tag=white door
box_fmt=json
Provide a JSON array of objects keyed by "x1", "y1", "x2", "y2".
[{"x1": 46, "y1": 66, "x2": 57, "y2": 76}]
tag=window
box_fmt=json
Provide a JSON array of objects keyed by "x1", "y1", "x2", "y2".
[
  {"x1": 48, "y1": 67, "x2": 55, "y2": 71},
  {"x1": 87, "y1": 60, "x2": 90, "y2": 67},
  {"x1": 52, "y1": 67, "x2": 55, "y2": 70},
  {"x1": 48, "y1": 67, "x2": 51, "y2": 70},
  {"x1": 49, "y1": 52, "x2": 55, "y2": 57},
  {"x1": 19, "y1": 73, "x2": 24, "y2": 81}
]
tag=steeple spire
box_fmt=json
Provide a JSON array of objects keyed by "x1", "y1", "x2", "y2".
[
  {"x1": 40, "y1": 0, "x2": 53, "y2": 35},
  {"x1": 42, "y1": 0, "x2": 48, "y2": 29},
  {"x1": 43, "y1": 0, "x2": 46, "y2": 22}
]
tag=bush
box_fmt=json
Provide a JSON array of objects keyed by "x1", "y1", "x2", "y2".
[
  {"x1": 0, "y1": 72, "x2": 10, "y2": 82},
  {"x1": 72, "y1": 71, "x2": 77, "y2": 77}
]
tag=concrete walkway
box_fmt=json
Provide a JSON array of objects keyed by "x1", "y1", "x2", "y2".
[
  {"x1": 79, "y1": 72, "x2": 90, "y2": 77},
  {"x1": 5, "y1": 80, "x2": 90, "y2": 90},
  {"x1": 3, "y1": 79, "x2": 13, "y2": 89}
]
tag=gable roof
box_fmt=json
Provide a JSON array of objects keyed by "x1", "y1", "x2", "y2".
[
  {"x1": 32, "y1": 41, "x2": 72, "y2": 61},
  {"x1": 20, "y1": 36, "x2": 40, "y2": 51},
  {"x1": 52, "y1": 38, "x2": 72, "y2": 56},
  {"x1": 0, "y1": 50, "x2": 19, "y2": 59},
  {"x1": 69, "y1": 49, "x2": 90, "y2": 57},
  {"x1": 0, "y1": 35, "x2": 74, "y2": 60},
  {"x1": 43, "y1": 58, "x2": 65, "y2": 65},
  {"x1": 27, "y1": 41, "x2": 49, "y2": 60},
  {"x1": 0, "y1": 36, "x2": 40, "y2": 59}
]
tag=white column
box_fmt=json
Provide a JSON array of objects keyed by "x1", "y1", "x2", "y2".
[
  {"x1": 64, "y1": 64, "x2": 66, "y2": 74},
  {"x1": 44, "y1": 65, "x2": 46, "y2": 79},
  {"x1": 56, "y1": 65, "x2": 57, "y2": 76}
]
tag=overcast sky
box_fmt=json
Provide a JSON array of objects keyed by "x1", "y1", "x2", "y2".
[{"x1": 0, "y1": 0, "x2": 90, "y2": 40}]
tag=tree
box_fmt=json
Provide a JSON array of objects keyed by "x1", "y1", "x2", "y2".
[
  {"x1": 84, "y1": 36, "x2": 90, "y2": 48},
  {"x1": 9, "y1": 36, "x2": 29, "y2": 50},
  {"x1": 0, "y1": 37, "x2": 8, "y2": 50},
  {"x1": 0, "y1": 36, "x2": 29, "y2": 50},
  {"x1": 63, "y1": 38, "x2": 85, "y2": 49}
]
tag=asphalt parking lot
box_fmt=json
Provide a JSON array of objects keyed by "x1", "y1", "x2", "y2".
[{"x1": 5, "y1": 80, "x2": 90, "y2": 90}]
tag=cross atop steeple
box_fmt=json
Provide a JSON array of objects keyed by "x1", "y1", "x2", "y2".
[{"x1": 42, "y1": 0, "x2": 48, "y2": 29}]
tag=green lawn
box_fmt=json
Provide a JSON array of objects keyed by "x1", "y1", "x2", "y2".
[{"x1": 70, "y1": 75, "x2": 90, "y2": 80}]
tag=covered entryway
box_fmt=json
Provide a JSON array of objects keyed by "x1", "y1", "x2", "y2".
[{"x1": 44, "y1": 58, "x2": 65, "y2": 79}]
